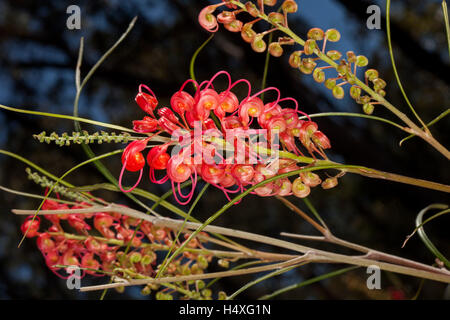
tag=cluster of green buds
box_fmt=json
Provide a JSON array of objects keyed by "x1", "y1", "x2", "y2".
[
  {"x1": 25, "y1": 168, "x2": 87, "y2": 201},
  {"x1": 33, "y1": 131, "x2": 133, "y2": 146},
  {"x1": 199, "y1": 0, "x2": 387, "y2": 115}
]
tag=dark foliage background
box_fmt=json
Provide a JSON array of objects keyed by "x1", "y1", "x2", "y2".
[{"x1": 0, "y1": 0, "x2": 448, "y2": 299}]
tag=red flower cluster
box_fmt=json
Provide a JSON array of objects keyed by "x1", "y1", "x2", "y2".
[
  {"x1": 121, "y1": 70, "x2": 332, "y2": 205},
  {"x1": 21, "y1": 199, "x2": 207, "y2": 279}
]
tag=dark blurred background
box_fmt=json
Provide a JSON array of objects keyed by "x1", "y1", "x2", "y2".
[{"x1": 0, "y1": 0, "x2": 448, "y2": 299}]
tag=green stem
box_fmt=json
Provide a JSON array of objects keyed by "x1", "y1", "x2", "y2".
[
  {"x1": 258, "y1": 266, "x2": 359, "y2": 300},
  {"x1": 386, "y1": 0, "x2": 428, "y2": 130}
]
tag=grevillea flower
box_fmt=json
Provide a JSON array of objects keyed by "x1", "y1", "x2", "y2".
[
  {"x1": 123, "y1": 70, "x2": 333, "y2": 205},
  {"x1": 21, "y1": 199, "x2": 209, "y2": 280}
]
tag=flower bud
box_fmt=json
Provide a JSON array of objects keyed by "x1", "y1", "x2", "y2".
[
  {"x1": 325, "y1": 28, "x2": 341, "y2": 42},
  {"x1": 129, "y1": 252, "x2": 142, "y2": 264},
  {"x1": 356, "y1": 55, "x2": 369, "y2": 67},
  {"x1": 289, "y1": 51, "x2": 302, "y2": 68},
  {"x1": 197, "y1": 255, "x2": 209, "y2": 269},
  {"x1": 313, "y1": 68, "x2": 325, "y2": 83},
  {"x1": 218, "y1": 259, "x2": 230, "y2": 268},
  {"x1": 282, "y1": 0, "x2": 298, "y2": 13},
  {"x1": 307, "y1": 28, "x2": 325, "y2": 40},
  {"x1": 363, "y1": 103, "x2": 374, "y2": 115},
  {"x1": 264, "y1": 0, "x2": 277, "y2": 6},
  {"x1": 196, "y1": 280, "x2": 206, "y2": 290},
  {"x1": 141, "y1": 285, "x2": 151, "y2": 296},
  {"x1": 325, "y1": 78, "x2": 336, "y2": 89},
  {"x1": 292, "y1": 177, "x2": 311, "y2": 198},
  {"x1": 251, "y1": 35, "x2": 267, "y2": 52},
  {"x1": 365, "y1": 69, "x2": 379, "y2": 81},
  {"x1": 224, "y1": 20, "x2": 243, "y2": 32},
  {"x1": 202, "y1": 288, "x2": 212, "y2": 298},
  {"x1": 21, "y1": 216, "x2": 40, "y2": 238},
  {"x1": 346, "y1": 51, "x2": 356, "y2": 63},
  {"x1": 300, "y1": 172, "x2": 322, "y2": 187},
  {"x1": 321, "y1": 177, "x2": 338, "y2": 189},
  {"x1": 358, "y1": 95, "x2": 371, "y2": 105},
  {"x1": 268, "y1": 42, "x2": 283, "y2": 57},
  {"x1": 332, "y1": 85, "x2": 345, "y2": 99},
  {"x1": 372, "y1": 78, "x2": 386, "y2": 90},
  {"x1": 350, "y1": 86, "x2": 361, "y2": 100},
  {"x1": 268, "y1": 12, "x2": 284, "y2": 24},
  {"x1": 245, "y1": 1, "x2": 260, "y2": 17},
  {"x1": 326, "y1": 50, "x2": 342, "y2": 60},
  {"x1": 217, "y1": 11, "x2": 236, "y2": 24},
  {"x1": 241, "y1": 23, "x2": 257, "y2": 43},
  {"x1": 304, "y1": 39, "x2": 317, "y2": 55}
]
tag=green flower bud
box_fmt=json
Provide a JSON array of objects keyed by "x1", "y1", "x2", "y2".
[
  {"x1": 251, "y1": 35, "x2": 267, "y2": 53},
  {"x1": 218, "y1": 259, "x2": 230, "y2": 268},
  {"x1": 322, "y1": 177, "x2": 338, "y2": 189},
  {"x1": 346, "y1": 51, "x2": 356, "y2": 63},
  {"x1": 326, "y1": 50, "x2": 342, "y2": 60},
  {"x1": 268, "y1": 12, "x2": 284, "y2": 24},
  {"x1": 337, "y1": 62, "x2": 348, "y2": 76},
  {"x1": 350, "y1": 85, "x2": 361, "y2": 99},
  {"x1": 241, "y1": 23, "x2": 256, "y2": 43},
  {"x1": 197, "y1": 255, "x2": 209, "y2": 270},
  {"x1": 356, "y1": 55, "x2": 368, "y2": 67},
  {"x1": 377, "y1": 89, "x2": 386, "y2": 97},
  {"x1": 363, "y1": 103, "x2": 374, "y2": 114},
  {"x1": 282, "y1": 0, "x2": 298, "y2": 13},
  {"x1": 202, "y1": 288, "x2": 212, "y2": 298},
  {"x1": 268, "y1": 42, "x2": 283, "y2": 57},
  {"x1": 357, "y1": 96, "x2": 370, "y2": 105},
  {"x1": 289, "y1": 51, "x2": 302, "y2": 68},
  {"x1": 325, "y1": 78, "x2": 336, "y2": 89},
  {"x1": 141, "y1": 285, "x2": 151, "y2": 296},
  {"x1": 325, "y1": 28, "x2": 341, "y2": 42},
  {"x1": 129, "y1": 252, "x2": 142, "y2": 264},
  {"x1": 115, "y1": 286, "x2": 125, "y2": 294},
  {"x1": 245, "y1": 1, "x2": 260, "y2": 17},
  {"x1": 307, "y1": 27, "x2": 325, "y2": 40},
  {"x1": 302, "y1": 57, "x2": 317, "y2": 70},
  {"x1": 218, "y1": 291, "x2": 227, "y2": 300},
  {"x1": 196, "y1": 280, "x2": 206, "y2": 290},
  {"x1": 332, "y1": 86, "x2": 345, "y2": 99},
  {"x1": 304, "y1": 39, "x2": 317, "y2": 55},
  {"x1": 365, "y1": 69, "x2": 379, "y2": 81},
  {"x1": 313, "y1": 68, "x2": 325, "y2": 83},
  {"x1": 372, "y1": 78, "x2": 386, "y2": 90}
]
